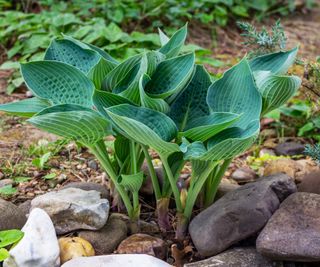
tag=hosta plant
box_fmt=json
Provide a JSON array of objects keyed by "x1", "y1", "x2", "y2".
[{"x1": 0, "y1": 24, "x2": 301, "y2": 239}]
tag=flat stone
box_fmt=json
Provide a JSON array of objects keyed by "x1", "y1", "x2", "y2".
[
  {"x1": 298, "y1": 171, "x2": 320, "y2": 194},
  {"x1": 78, "y1": 214, "x2": 127, "y2": 255},
  {"x1": 184, "y1": 247, "x2": 276, "y2": 267},
  {"x1": 0, "y1": 198, "x2": 26, "y2": 230},
  {"x1": 257, "y1": 192, "x2": 320, "y2": 262},
  {"x1": 117, "y1": 234, "x2": 167, "y2": 260},
  {"x1": 275, "y1": 142, "x2": 305, "y2": 156},
  {"x1": 61, "y1": 182, "x2": 109, "y2": 199},
  {"x1": 61, "y1": 254, "x2": 172, "y2": 267},
  {"x1": 4, "y1": 208, "x2": 60, "y2": 267},
  {"x1": 231, "y1": 167, "x2": 257, "y2": 183},
  {"x1": 31, "y1": 188, "x2": 109, "y2": 234},
  {"x1": 189, "y1": 174, "x2": 296, "y2": 257}
]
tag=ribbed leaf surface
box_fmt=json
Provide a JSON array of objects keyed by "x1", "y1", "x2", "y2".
[
  {"x1": 88, "y1": 58, "x2": 117, "y2": 89},
  {"x1": 182, "y1": 120, "x2": 260, "y2": 161},
  {"x1": 28, "y1": 105, "x2": 112, "y2": 145},
  {"x1": 107, "y1": 104, "x2": 179, "y2": 156},
  {"x1": 182, "y1": 112, "x2": 241, "y2": 142},
  {"x1": 145, "y1": 53, "x2": 195, "y2": 98},
  {"x1": 207, "y1": 58, "x2": 261, "y2": 128},
  {"x1": 159, "y1": 24, "x2": 187, "y2": 58},
  {"x1": 102, "y1": 54, "x2": 142, "y2": 92},
  {"x1": 44, "y1": 38, "x2": 101, "y2": 74},
  {"x1": 254, "y1": 70, "x2": 301, "y2": 115},
  {"x1": 0, "y1": 97, "x2": 50, "y2": 117},
  {"x1": 249, "y1": 47, "x2": 298, "y2": 75},
  {"x1": 119, "y1": 172, "x2": 144, "y2": 192},
  {"x1": 139, "y1": 74, "x2": 170, "y2": 113},
  {"x1": 169, "y1": 65, "x2": 212, "y2": 130},
  {"x1": 21, "y1": 61, "x2": 95, "y2": 107}
]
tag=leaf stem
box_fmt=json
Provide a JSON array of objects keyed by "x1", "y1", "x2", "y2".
[
  {"x1": 160, "y1": 154, "x2": 183, "y2": 213},
  {"x1": 141, "y1": 145, "x2": 161, "y2": 200},
  {"x1": 90, "y1": 140, "x2": 133, "y2": 217}
]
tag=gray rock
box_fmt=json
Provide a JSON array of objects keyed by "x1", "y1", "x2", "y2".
[
  {"x1": 141, "y1": 163, "x2": 164, "y2": 196},
  {"x1": 0, "y1": 179, "x2": 13, "y2": 188},
  {"x1": 257, "y1": 192, "x2": 320, "y2": 262},
  {"x1": 18, "y1": 200, "x2": 32, "y2": 218},
  {"x1": 61, "y1": 254, "x2": 172, "y2": 267},
  {"x1": 275, "y1": 142, "x2": 305, "y2": 156},
  {"x1": 298, "y1": 171, "x2": 320, "y2": 194},
  {"x1": 189, "y1": 174, "x2": 296, "y2": 257},
  {"x1": 216, "y1": 179, "x2": 240, "y2": 199},
  {"x1": 4, "y1": 208, "x2": 60, "y2": 267},
  {"x1": 87, "y1": 159, "x2": 98, "y2": 170},
  {"x1": 231, "y1": 167, "x2": 257, "y2": 183},
  {"x1": 61, "y1": 182, "x2": 109, "y2": 199},
  {"x1": 31, "y1": 188, "x2": 109, "y2": 234},
  {"x1": 184, "y1": 247, "x2": 276, "y2": 267},
  {"x1": 78, "y1": 214, "x2": 127, "y2": 254},
  {"x1": 0, "y1": 199, "x2": 26, "y2": 230}
]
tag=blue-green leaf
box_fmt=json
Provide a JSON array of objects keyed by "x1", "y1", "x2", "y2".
[{"x1": 118, "y1": 172, "x2": 144, "y2": 192}]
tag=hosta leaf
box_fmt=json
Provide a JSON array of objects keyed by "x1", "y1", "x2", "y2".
[
  {"x1": 114, "y1": 135, "x2": 130, "y2": 163},
  {"x1": 86, "y1": 43, "x2": 118, "y2": 64},
  {"x1": 249, "y1": 47, "x2": 298, "y2": 75},
  {"x1": 102, "y1": 54, "x2": 142, "y2": 92},
  {"x1": 120, "y1": 54, "x2": 148, "y2": 104},
  {"x1": 183, "y1": 120, "x2": 260, "y2": 161},
  {"x1": 159, "y1": 24, "x2": 187, "y2": 58},
  {"x1": 139, "y1": 74, "x2": 170, "y2": 113},
  {"x1": 207, "y1": 58, "x2": 261, "y2": 128},
  {"x1": 182, "y1": 112, "x2": 241, "y2": 142},
  {"x1": 254, "y1": 70, "x2": 301, "y2": 115},
  {"x1": 169, "y1": 65, "x2": 212, "y2": 130},
  {"x1": 107, "y1": 104, "x2": 180, "y2": 156},
  {"x1": 88, "y1": 57, "x2": 117, "y2": 89},
  {"x1": 0, "y1": 229, "x2": 24, "y2": 248},
  {"x1": 146, "y1": 51, "x2": 166, "y2": 77},
  {"x1": 158, "y1": 28, "x2": 169, "y2": 46},
  {"x1": 44, "y1": 38, "x2": 101, "y2": 74},
  {"x1": 28, "y1": 105, "x2": 112, "y2": 145},
  {"x1": 118, "y1": 172, "x2": 144, "y2": 192},
  {"x1": 145, "y1": 53, "x2": 195, "y2": 99},
  {"x1": 21, "y1": 61, "x2": 95, "y2": 108},
  {"x1": 0, "y1": 97, "x2": 50, "y2": 117},
  {"x1": 93, "y1": 90, "x2": 134, "y2": 117}
]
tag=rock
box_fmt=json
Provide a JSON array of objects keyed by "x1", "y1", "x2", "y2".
[
  {"x1": 275, "y1": 142, "x2": 305, "y2": 156},
  {"x1": 117, "y1": 234, "x2": 167, "y2": 260},
  {"x1": 87, "y1": 159, "x2": 98, "y2": 170},
  {"x1": 61, "y1": 182, "x2": 109, "y2": 199},
  {"x1": 189, "y1": 174, "x2": 296, "y2": 257},
  {"x1": 294, "y1": 159, "x2": 320, "y2": 183},
  {"x1": 259, "y1": 148, "x2": 276, "y2": 157},
  {"x1": 141, "y1": 163, "x2": 164, "y2": 196},
  {"x1": 61, "y1": 254, "x2": 171, "y2": 267},
  {"x1": 231, "y1": 167, "x2": 257, "y2": 183},
  {"x1": 298, "y1": 171, "x2": 320, "y2": 194},
  {"x1": 257, "y1": 192, "x2": 320, "y2": 261},
  {"x1": 59, "y1": 237, "x2": 95, "y2": 264},
  {"x1": 78, "y1": 214, "x2": 127, "y2": 254},
  {"x1": 264, "y1": 158, "x2": 298, "y2": 179},
  {"x1": 18, "y1": 200, "x2": 32, "y2": 217},
  {"x1": 4, "y1": 208, "x2": 60, "y2": 267},
  {"x1": 110, "y1": 213, "x2": 160, "y2": 234},
  {"x1": 0, "y1": 198, "x2": 26, "y2": 230},
  {"x1": 184, "y1": 247, "x2": 276, "y2": 267},
  {"x1": 0, "y1": 179, "x2": 13, "y2": 188},
  {"x1": 216, "y1": 179, "x2": 240, "y2": 199},
  {"x1": 31, "y1": 188, "x2": 109, "y2": 234}
]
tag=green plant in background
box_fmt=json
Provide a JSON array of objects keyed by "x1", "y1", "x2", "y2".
[
  {"x1": 0, "y1": 24, "x2": 301, "y2": 239},
  {"x1": 305, "y1": 143, "x2": 320, "y2": 164},
  {"x1": 237, "y1": 19, "x2": 287, "y2": 57},
  {"x1": 0, "y1": 229, "x2": 24, "y2": 261}
]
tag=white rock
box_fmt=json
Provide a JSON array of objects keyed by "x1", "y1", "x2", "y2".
[
  {"x1": 61, "y1": 254, "x2": 172, "y2": 267},
  {"x1": 31, "y1": 188, "x2": 109, "y2": 234},
  {"x1": 4, "y1": 208, "x2": 60, "y2": 267}
]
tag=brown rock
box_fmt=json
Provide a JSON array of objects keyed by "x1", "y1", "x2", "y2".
[
  {"x1": 18, "y1": 200, "x2": 32, "y2": 217},
  {"x1": 117, "y1": 233, "x2": 167, "y2": 259},
  {"x1": 216, "y1": 179, "x2": 240, "y2": 199},
  {"x1": 264, "y1": 158, "x2": 298, "y2": 179},
  {"x1": 257, "y1": 192, "x2": 320, "y2": 261},
  {"x1": 231, "y1": 167, "x2": 257, "y2": 184},
  {"x1": 298, "y1": 171, "x2": 320, "y2": 194},
  {"x1": 78, "y1": 214, "x2": 127, "y2": 255},
  {"x1": 0, "y1": 199, "x2": 26, "y2": 230}
]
